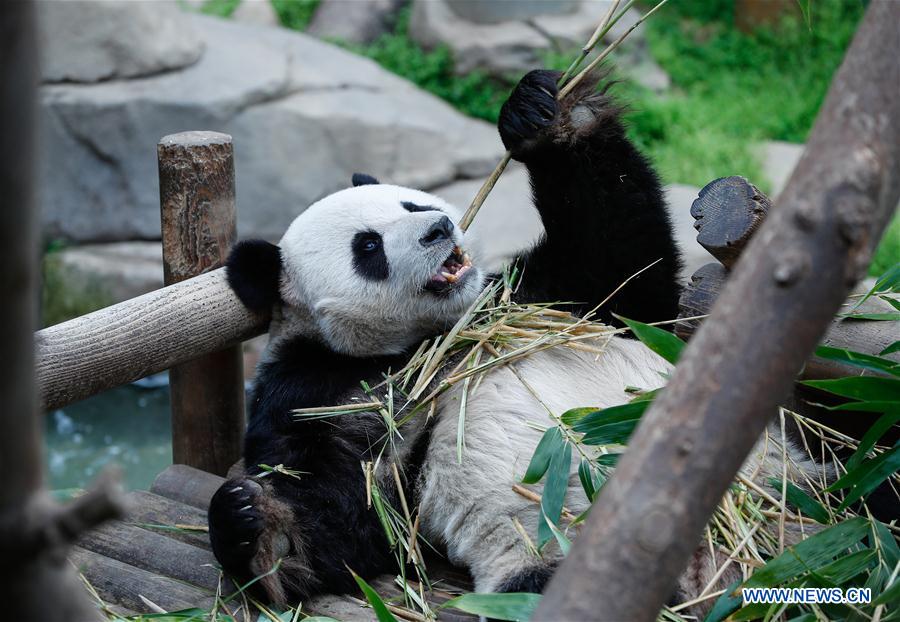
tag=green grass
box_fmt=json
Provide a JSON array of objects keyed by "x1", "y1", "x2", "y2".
[
  {"x1": 871, "y1": 213, "x2": 900, "y2": 277},
  {"x1": 198, "y1": 0, "x2": 241, "y2": 18},
  {"x1": 346, "y1": 8, "x2": 509, "y2": 123},
  {"x1": 271, "y1": 0, "x2": 320, "y2": 31}
]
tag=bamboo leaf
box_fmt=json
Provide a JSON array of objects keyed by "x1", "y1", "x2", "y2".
[
  {"x1": 813, "y1": 345, "x2": 900, "y2": 376},
  {"x1": 351, "y1": 572, "x2": 400, "y2": 622},
  {"x1": 742, "y1": 517, "x2": 870, "y2": 588},
  {"x1": 578, "y1": 458, "x2": 596, "y2": 501},
  {"x1": 768, "y1": 478, "x2": 831, "y2": 524},
  {"x1": 580, "y1": 420, "x2": 641, "y2": 446},
  {"x1": 539, "y1": 440, "x2": 572, "y2": 548},
  {"x1": 542, "y1": 508, "x2": 572, "y2": 555},
  {"x1": 874, "y1": 571, "x2": 900, "y2": 606},
  {"x1": 702, "y1": 580, "x2": 742, "y2": 622},
  {"x1": 442, "y1": 593, "x2": 542, "y2": 621},
  {"x1": 846, "y1": 412, "x2": 900, "y2": 470},
  {"x1": 881, "y1": 340, "x2": 900, "y2": 356},
  {"x1": 801, "y1": 377, "x2": 900, "y2": 401},
  {"x1": 573, "y1": 401, "x2": 648, "y2": 432},
  {"x1": 560, "y1": 406, "x2": 598, "y2": 426},
  {"x1": 824, "y1": 400, "x2": 900, "y2": 413},
  {"x1": 616, "y1": 315, "x2": 685, "y2": 364},
  {"x1": 812, "y1": 549, "x2": 877, "y2": 584},
  {"x1": 851, "y1": 263, "x2": 900, "y2": 310},
  {"x1": 839, "y1": 312, "x2": 900, "y2": 321},
  {"x1": 835, "y1": 444, "x2": 900, "y2": 510},
  {"x1": 522, "y1": 427, "x2": 564, "y2": 484}
]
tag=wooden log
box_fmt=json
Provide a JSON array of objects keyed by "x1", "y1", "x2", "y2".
[
  {"x1": 128, "y1": 490, "x2": 211, "y2": 550},
  {"x1": 70, "y1": 546, "x2": 216, "y2": 613},
  {"x1": 36, "y1": 269, "x2": 268, "y2": 412},
  {"x1": 677, "y1": 262, "x2": 900, "y2": 377},
  {"x1": 159, "y1": 131, "x2": 245, "y2": 476},
  {"x1": 78, "y1": 520, "x2": 224, "y2": 592},
  {"x1": 533, "y1": 2, "x2": 900, "y2": 620},
  {"x1": 151, "y1": 464, "x2": 225, "y2": 510},
  {"x1": 690, "y1": 176, "x2": 770, "y2": 269}
]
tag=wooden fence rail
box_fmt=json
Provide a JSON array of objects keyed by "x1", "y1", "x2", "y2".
[{"x1": 36, "y1": 269, "x2": 268, "y2": 412}]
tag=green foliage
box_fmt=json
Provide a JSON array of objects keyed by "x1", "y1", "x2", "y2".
[
  {"x1": 41, "y1": 253, "x2": 112, "y2": 328},
  {"x1": 871, "y1": 213, "x2": 900, "y2": 277},
  {"x1": 343, "y1": 8, "x2": 509, "y2": 123},
  {"x1": 616, "y1": 315, "x2": 685, "y2": 364},
  {"x1": 199, "y1": 0, "x2": 241, "y2": 18},
  {"x1": 271, "y1": 0, "x2": 320, "y2": 31},
  {"x1": 443, "y1": 593, "x2": 542, "y2": 621}
]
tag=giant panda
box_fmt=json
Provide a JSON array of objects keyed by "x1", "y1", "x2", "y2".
[{"x1": 207, "y1": 69, "x2": 820, "y2": 611}]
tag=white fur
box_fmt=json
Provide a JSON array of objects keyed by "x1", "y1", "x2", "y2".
[{"x1": 274, "y1": 184, "x2": 484, "y2": 356}]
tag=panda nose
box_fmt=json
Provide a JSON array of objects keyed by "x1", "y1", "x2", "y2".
[{"x1": 419, "y1": 215, "x2": 454, "y2": 247}]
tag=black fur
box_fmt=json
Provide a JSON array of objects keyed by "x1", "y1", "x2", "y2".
[
  {"x1": 212, "y1": 336, "x2": 412, "y2": 598},
  {"x1": 226, "y1": 240, "x2": 282, "y2": 313},
  {"x1": 352, "y1": 172, "x2": 380, "y2": 187},
  {"x1": 496, "y1": 563, "x2": 556, "y2": 593},
  {"x1": 208, "y1": 479, "x2": 267, "y2": 586},
  {"x1": 401, "y1": 201, "x2": 442, "y2": 213},
  {"x1": 209, "y1": 69, "x2": 685, "y2": 601},
  {"x1": 351, "y1": 230, "x2": 389, "y2": 281},
  {"x1": 500, "y1": 69, "x2": 683, "y2": 326}
]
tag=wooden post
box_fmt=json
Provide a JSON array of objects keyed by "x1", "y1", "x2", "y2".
[
  {"x1": 0, "y1": 2, "x2": 123, "y2": 617},
  {"x1": 158, "y1": 131, "x2": 245, "y2": 476},
  {"x1": 533, "y1": 2, "x2": 900, "y2": 620}
]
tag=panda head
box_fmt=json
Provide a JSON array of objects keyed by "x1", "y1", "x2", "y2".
[{"x1": 227, "y1": 174, "x2": 485, "y2": 356}]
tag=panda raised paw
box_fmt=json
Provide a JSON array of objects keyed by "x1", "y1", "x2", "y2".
[{"x1": 498, "y1": 69, "x2": 561, "y2": 156}]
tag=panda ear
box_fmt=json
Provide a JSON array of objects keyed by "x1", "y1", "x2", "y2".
[
  {"x1": 226, "y1": 240, "x2": 282, "y2": 313},
  {"x1": 351, "y1": 173, "x2": 380, "y2": 187}
]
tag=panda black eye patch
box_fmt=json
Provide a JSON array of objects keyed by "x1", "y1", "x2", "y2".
[
  {"x1": 351, "y1": 230, "x2": 389, "y2": 281},
  {"x1": 402, "y1": 201, "x2": 442, "y2": 214}
]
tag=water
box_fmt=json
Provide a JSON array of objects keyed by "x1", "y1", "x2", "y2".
[{"x1": 45, "y1": 378, "x2": 173, "y2": 492}]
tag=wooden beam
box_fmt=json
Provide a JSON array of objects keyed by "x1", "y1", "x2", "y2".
[
  {"x1": 36, "y1": 269, "x2": 268, "y2": 412},
  {"x1": 159, "y1": 131, "x2": 246, "y2": 475},
  {"x1": 533, "y1": 2, "x2": 900, "y2": 620}
]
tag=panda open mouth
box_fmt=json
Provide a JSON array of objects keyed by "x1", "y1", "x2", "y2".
[{"x1": 425, "y1": 245, "x2": 473, "y2": 294}]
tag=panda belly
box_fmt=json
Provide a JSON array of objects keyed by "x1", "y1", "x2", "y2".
[
  {"x1": 416, "y1": 337, "x2": 671, "y2": 591},
  {"x1": 415, "y1": 337, "x2": 824, "y2": 601}
]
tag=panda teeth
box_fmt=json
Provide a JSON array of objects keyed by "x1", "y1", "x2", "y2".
[{"x1": 443, "y1": 272, "x2": 458, "y2": 283}]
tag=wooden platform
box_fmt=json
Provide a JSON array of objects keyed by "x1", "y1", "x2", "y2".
[{"x1": 72, "y1": 465, "x2": 477, "y2": 621}]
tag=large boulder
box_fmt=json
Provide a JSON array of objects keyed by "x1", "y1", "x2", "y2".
[
  {"x1": 409, "y1": 0, "x2": 670, "y2": 91},
  {"x1": 40, "y1": 14, "x2": 503, "y2": 242},
  {"x1": 38, "y1": 0, "x2": 204, "y2": 83},
  {"x1": 307, "y1": 0, "x2": 404, "y2": 44}
]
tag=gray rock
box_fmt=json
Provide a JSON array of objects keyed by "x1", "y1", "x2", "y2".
[
  {"x1": 40, "y1": 14, "x2": 504, "y2": 242},
  {"x1": 52, "y1": 242, "x2": 164, "y2": 303},
  {"x1": 757, "y1": 140, "x2": 804, "y2": 198},
  {"x1": 409, "y1": 0, "x2": 670, "y2": 91},
  {"x1": 232, "y1": 0, "x2": 281, "y2": 27},
  {"x1": 446, "y1": 0, "x2": 580, "y2": 23},
  {"x1": 38, "y1": 0, "x2": 205, "y2": 84},
  {"x1": 307, "y1": 0, "x2": 404, "y2": 44}
]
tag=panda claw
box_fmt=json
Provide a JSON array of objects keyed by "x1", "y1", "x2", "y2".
[{"x1": 228, "y1": 486, "x2": 243, "y2": 493}]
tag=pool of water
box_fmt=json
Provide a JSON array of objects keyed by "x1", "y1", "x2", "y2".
[{"x1": 45, "y1": 376, "x2": 173, "y2": 492}]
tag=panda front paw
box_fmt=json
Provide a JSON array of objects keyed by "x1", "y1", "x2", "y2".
[
  {"x1": 498, "y1": 69, "x2": 561, "y2": 158},
  {"x1": 208, "y1": 477, "x2": 271, "y2": 575}
]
